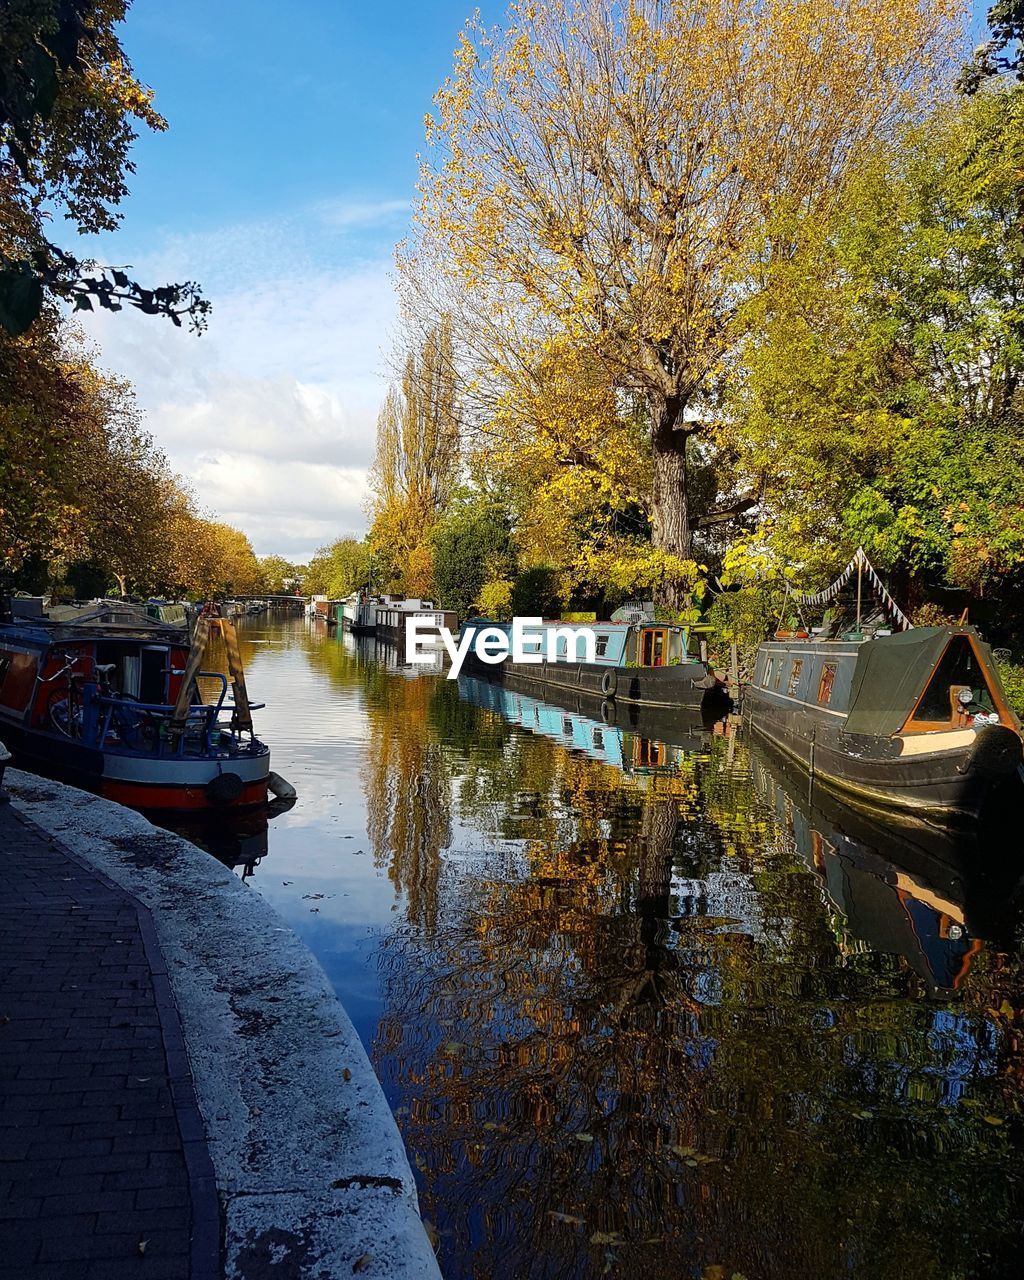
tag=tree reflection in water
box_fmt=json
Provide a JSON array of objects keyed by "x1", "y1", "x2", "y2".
[{"x1": 368, "y1": 675, "x2": 1024, "y2": 1280}]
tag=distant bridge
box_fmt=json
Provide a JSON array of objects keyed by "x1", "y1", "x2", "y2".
[{"x1": 229, "y1": 595, "x2": 306, "y2": 613}]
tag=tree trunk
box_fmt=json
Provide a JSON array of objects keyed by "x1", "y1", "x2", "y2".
[{"x1": 650, "y1": 397, "x2": 691, "y2": 612}]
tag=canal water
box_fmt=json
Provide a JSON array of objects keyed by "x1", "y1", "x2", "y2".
[{"x1": 194, "y1": 614, "x2": 1024, "y2": 1280}]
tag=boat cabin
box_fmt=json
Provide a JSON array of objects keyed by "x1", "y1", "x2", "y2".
[
  {"x1": 462, "y1": 618, "x2": 691, "y2": 668},
  {"x1": 754, "y1": 627, "x2": 1018, "y2": 737}
]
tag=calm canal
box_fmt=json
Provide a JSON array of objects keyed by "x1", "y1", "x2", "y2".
[{"x1": 192, "y1": 614, "x2": 1024, "y2": 1280}]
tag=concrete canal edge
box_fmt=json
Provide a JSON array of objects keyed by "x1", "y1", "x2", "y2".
[{"x1": 5, "y1": 768, "x2": 442, "y2": 1280}]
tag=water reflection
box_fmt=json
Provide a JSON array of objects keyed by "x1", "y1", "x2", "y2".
[{"x1": 189, "y1": 620, "x2": 1024, "y2": 1279}]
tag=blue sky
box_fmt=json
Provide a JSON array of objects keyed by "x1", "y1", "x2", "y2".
[
  {"x1": 78, "y1": 1, "x2": 988, "y2": 562},
  {"x1": 78, "y1": 1, "x2": 499, "y2": 561}
]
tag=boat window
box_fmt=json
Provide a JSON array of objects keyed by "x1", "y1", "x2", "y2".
[
  {"x1": 787, "y1": 659, "x2": 804, "y2": 695},
  {"x1": 595, "y1": 634, "x2": 609, "y2": 658},
  {"x1": 763, "y1": 656, "x2": 773, "y2": 688},
  {"x1": 640, "y1": 628, "x2": 668, "y2": 667},
  {"x1": 909, "y1": 636, "x2": 999, "y2": 728},
  {"x1": 817, "y1": 663, "x2": 837, "y2": 705}
]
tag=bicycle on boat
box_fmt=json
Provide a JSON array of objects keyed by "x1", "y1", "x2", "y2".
[{"x1": 42, "y1": 653, "x2": 156, "y2": 746}]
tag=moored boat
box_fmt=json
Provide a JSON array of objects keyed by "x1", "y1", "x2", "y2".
[
  {"x1": 744, "y1": 551, "x2": 1022, "y2": 824},
  {"x1": 459, "y1": 604, "x2": 729, "y2": 713},
  {"x1": 0, "y1": 600, "x2": 272, "y2": 813}
]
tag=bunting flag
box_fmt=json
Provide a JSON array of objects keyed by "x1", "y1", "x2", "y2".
[{"x1": 795, "y1": 548, "x2": 913, "y2": 631}]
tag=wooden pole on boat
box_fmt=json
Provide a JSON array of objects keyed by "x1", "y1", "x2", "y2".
[
  {"x1": 216, "y1": 617, "x2": 253, "y2": 733},
  {"x1": 168, "y1": 613, "x2": 211, "y2": 747}
]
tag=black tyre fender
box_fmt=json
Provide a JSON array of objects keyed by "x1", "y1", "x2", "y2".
[
  {"x1": 206, "y1": 771, "x2": 244, "y2": 806},
  {"x1": 600, "y1": 668, "x2": 618, "y2": 698}
]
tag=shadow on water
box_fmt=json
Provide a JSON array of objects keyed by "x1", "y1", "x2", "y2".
[{"x1": 183, "y1": 619, "x2": 1024, "y2": 1279}]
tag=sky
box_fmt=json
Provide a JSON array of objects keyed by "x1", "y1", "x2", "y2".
[{"x1": 75, "y1": 0, "x2": 499, "y2": 563}]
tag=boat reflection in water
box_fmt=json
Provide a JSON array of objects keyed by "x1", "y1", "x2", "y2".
[
  {"x1": 456, "y1": 671, "x2": 714, "y2": 773},
  {"x1": 750, "y1": 744, "x2": 1024, "y2": 999},
  {"x1": 459, "y1": 669, "x2": 1024, "y2": 999},
  {"x1": 159, "y1": 789, "x2": 296, "y2": 880}
]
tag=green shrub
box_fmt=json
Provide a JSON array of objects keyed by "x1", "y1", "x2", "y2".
[
  {"x1": 510, "y1": 565, "x2": 564, "y2": 618},
  {"x1": 997, "y1": 660, "x2": 1024, "y2": 720}
]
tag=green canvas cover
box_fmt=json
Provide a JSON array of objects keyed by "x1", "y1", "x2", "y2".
[{"x1": 844, "y1": 627, "x2": 960, "y2": 738}]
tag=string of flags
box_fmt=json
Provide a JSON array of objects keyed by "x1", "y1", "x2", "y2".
[{"x1": 795, "y1": 547, "x2": 914, "y2": 631}]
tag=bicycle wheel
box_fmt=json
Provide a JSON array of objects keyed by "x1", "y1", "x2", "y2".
[{"x1": 47, "y1": 684, "x2": 83, "y2": 739}]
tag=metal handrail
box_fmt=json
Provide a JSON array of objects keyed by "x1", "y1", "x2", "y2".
[{"x1": 81, "y1": 670, "x2": 258, "y2": 758}]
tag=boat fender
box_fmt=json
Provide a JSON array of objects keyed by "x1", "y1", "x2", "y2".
[
  {"x1": 961, "y1": 726, "x2": 1023, "y2": 777},
  {"x1": 267, "y1": 771, "x2": 297, "y2": 801},
  {"x1": 601, "y1": 699, "x2": 617, "y2": 727},
  {"x1": 206, "y1": 771, "x2": 244, "y2": 806},
  {"x1": 601, "y1": 669, "x2": 618, "y2": 698}
]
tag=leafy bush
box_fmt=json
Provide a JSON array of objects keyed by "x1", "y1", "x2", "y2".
[
  {"x1": 997, "y1": 660, "x2": 1024, "y2": 720},
  {"x1": 510, "y1": 565, "x2": 564, "y2": 618},
  {"x1": 431, "y1": 497, "x2": 514, "y2": 620},
  {"x1": 476, "y1": 578, "x2": 513, "y2": 620}
]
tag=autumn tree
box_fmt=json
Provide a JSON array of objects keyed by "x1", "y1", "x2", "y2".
[
  {"x1": 369, "y1": 319, "x2": 461, "y2": 592},
  {"x1": 304, "y1": 537, "x2": 372, "y2": 598},
  {"x1": 409, "y1": 0, "x2": 961, "y2": 608}
]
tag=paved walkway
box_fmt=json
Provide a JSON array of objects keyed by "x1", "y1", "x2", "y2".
[{"x1": 0, "y1": 802, "x2": 220, "y2": 1280}]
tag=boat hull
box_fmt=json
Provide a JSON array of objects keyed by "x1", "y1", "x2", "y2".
[
  {"x1": 744, "y1": 685, "x2": 1022, "y2": 825},
  {"x1": 463, "y1": 653, "x2": 721, "y2": 712},
  {"x1": 1, "y1": 720, "x2": 271, "y2": 815}
]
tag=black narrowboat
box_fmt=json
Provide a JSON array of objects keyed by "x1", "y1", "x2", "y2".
[
  {"x1": 458, "y1": 608, "x2": 728, "y2": 714},
  {"x1": 746, "y1": 622, "x2": 1022, "y2": 825}
]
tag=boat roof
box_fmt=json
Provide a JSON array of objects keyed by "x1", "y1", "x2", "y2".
[
  {"x1": 843, "y1": 626, "x2": 993, "y2": 737},
  {"x1": 0, "y1": 617, "x2": 188, "y2": 647}
]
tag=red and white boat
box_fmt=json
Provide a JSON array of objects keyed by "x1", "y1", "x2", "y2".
[{"x1": 0, "y1": 602, "x2": 272, "y2": 813}]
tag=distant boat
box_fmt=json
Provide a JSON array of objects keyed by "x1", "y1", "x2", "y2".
[
  {"x1": 744, "y1": 550, "x2": 1022, "y2": 824},
  {"x1": 459, "y1": 604, "x2": 730, "y2": 714},
  {"x1": 0, "y1": 600, "x2": 274, "y2": 813}
]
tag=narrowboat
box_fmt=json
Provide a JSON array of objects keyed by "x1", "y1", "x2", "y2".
[
  {"x1": 744, "y1": 553, "x2": 1022, "y2": 824},
  {"x1": 458, "y1": 605, "x2": 729, "y2": 713},
  {"x1": 0, "y1": 602, "x2": 272, "y2": 813},
  {"x1": 334, "y1": 593, "x2": 449, "y2": 636}
]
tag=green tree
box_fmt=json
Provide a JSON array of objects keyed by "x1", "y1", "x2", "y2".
[
  {"x1": 258, "y1": 555, "x2": 302, "y2": 595},
  {"x1": 0, "y1": 0, "x2": 208, "y2": 334},
  {"x1": 728, "y1": 87, "x2": 1024, "y2": 629},
  {"x1": 431, "y1": 494, "x2": 514, "y2": 619},
  {"x1": 304, "y1": 537, "x2": 372, "y2": 598}
]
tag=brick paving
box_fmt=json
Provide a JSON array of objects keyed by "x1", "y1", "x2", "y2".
[{"x1": 0, "y1": 802, "x2": 220, "y2": 1279}]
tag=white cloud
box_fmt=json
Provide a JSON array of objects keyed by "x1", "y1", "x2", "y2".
[
  {"x1": 78, "y1": 214, "x2": 403, "y2": 561},
  {"x1": 315, "y1": 197, "x2": 411, "y2": 229}
]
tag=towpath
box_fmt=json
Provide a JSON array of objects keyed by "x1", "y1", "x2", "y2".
[{"x1": 0, "y1": 802, "x2": 220, "y2": 1280}]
